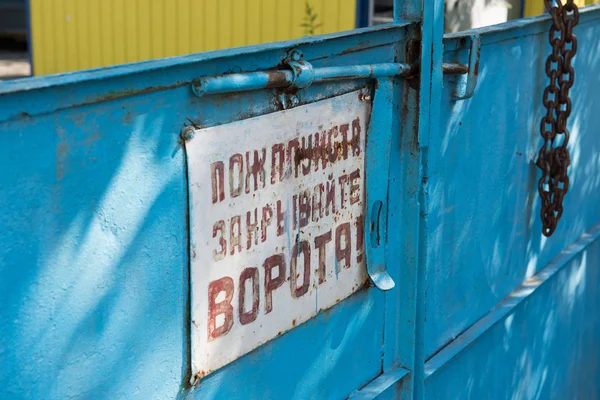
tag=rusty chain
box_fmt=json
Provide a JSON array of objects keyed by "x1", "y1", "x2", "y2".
[{"x1": 536, "y1": 0, "x2": 579, "y2": 237}]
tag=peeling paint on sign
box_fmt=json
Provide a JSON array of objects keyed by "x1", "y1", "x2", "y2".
[{"x1": 187, "y1": 88, "x2": 372, "y2": 380}]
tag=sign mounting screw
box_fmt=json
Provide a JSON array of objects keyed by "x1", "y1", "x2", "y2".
[
  {"x1": 181, "y1": 126, "x2": 195, "y2": 142},
  {"x1": 289, "y1": 95, "x2": 299, "y2": 107}
]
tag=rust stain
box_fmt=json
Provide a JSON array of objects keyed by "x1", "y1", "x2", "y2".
[
  {"x1": 267, "y1": 71, "x2": 290, "y2": 89},
  {"x1": 339, "y1": 41, "x2": 374, "y2": 55},
  {"x1": 86, "y1": 81, "x2": 187, "y2": 104},
  {"x1": 4, "y1": 80, "x2": 190, "y2": 123},
  {"x1": 122, "y1": 109, "x2": 133, "y2": 124},
  {"x1": 442, "y1": 63, "x2": 469, "y2": 75},
  {"x1": 66, "y1": 113, "x2": 85, "y2": 127},
  {"x1": 56, "y1": 142, "x2": 69, "y2": 180},
  {"x1": 83, "y1": 132, "x2": 102, "y2": 147},
  {"x1": 55, "y1": 125, "x2": 69, "y2": 181},
  {"x1": 17, "y1": 112, "x2": 32, "y2": 120}
]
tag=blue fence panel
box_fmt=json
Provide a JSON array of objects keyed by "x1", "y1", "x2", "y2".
[
  {"x1": 424, "y1": 5, "x2": 600, "y2": 396},
  {"x1": 0, "y1": 25, "x2": 410, "y2": 399}
]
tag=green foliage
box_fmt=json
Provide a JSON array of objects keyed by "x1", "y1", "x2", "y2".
[{"x1": 300, "y1": 1, "x2": 323, "y2": 36}]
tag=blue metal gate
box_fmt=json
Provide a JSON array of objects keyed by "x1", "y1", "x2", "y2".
[{"x1": 1, "y1": 1, "x2": 599, "y2": 399}]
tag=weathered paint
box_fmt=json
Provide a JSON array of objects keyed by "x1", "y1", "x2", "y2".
[
  {"x1": 1, "y1": 2, "x2": 600, "y2": 399},
  {"x1": 187, "y1": 89, "x2": 371, "y2": 379},
  {"x1": 191, "y1": 62, "x2": 413, "y2": 97},
  {"x1": 423, "y1": 4, "x2": 600, "y2": 398},
  {"x1": 0, "y1": 24, "x2": 404, "y2": 399}
]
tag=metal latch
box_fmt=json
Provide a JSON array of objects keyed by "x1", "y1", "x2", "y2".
[
  {"x1": 191, "y1": 49, "x2": 413, "y2": 97},
  {"x1": 442, "y1": 34, "x2": 481, "y2": 100}
]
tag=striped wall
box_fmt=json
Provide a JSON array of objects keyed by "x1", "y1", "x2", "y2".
[
  {"x1": 524, "y1": 0, "x2": 596, "y2": 17},
  {"x1": 29, "y1": 0, "x2": 357, "y2": 75}
]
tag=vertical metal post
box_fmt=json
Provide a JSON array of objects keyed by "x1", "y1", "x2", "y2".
[
  {"x1": 384, "y1": 1, "x2": 445, "y2": 400},
  {"x1": 394, "y1": 0, "x2": 422, "y2": 21},
  {"x1": 355, "y1": 0, "x2": 371, "y2": 28},
  {"x1": 415, "y1": 1, "x2": 445, "y2": 400}
]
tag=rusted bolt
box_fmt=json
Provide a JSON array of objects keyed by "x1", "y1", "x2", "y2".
[
  {"x1": 288, "y1": 49, "x2": 303, "y2": 62},
  {"x1": 190, "y1": 374, "x2": 200, "y2": 387},
  {"x1": 274, "y1": 93, "x2": 288, "y2": 109},
  {"x1": 181, "y1": 127, "x2": 195, "y2": 142},
  {"x1": 359, "y1": 93, "x2": 372, "y2": 102}
]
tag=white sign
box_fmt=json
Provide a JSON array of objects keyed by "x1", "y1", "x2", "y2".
[{"x1": 187, "y1": 89, "x2": 372, "y2": 380}]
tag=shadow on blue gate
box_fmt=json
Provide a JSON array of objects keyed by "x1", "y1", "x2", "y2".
[
  {"x1": 1, "y1": 13, "x2": 600, "y2": 400},
  {"x1": 0, "y1": 69, "x2": 382, "y2": 400},
  {"x1": 423, "y1": 16, "x2": 600, "y2": 399},
  {"x1": 0, "y1": 101, "x2": 191, "y2": 398}
]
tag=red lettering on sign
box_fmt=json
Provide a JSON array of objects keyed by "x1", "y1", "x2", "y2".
[
  {"x1": 287, "y1": 138, "x2": 300, "y2": 178},
  {"x1": 336, "y1": 222, "x2": 351, "y2": 270},
  {"x1": 238, "y1": 267, "x2": 260, "y2": 325},
  {"x1": 314, "y1": 230, "x2": 332, "y2": 284},
  {"x1": 313, "y1": 128, "x2": 328, "y2": 171},
  {"x1": 264, "y1": 254, "x2": 286, "y2": 314},
  {"x1": 290, "y1": 239, "x2": 311, "y2": 299},
  {"x1": 276, "y1": 200, "x2": 286, "y2": 237},
  {"x1": 338, "y1": 173, "x2": 349, "y2": 208},
  {"x1": 298, "y1": 190, "x2": 311, "y2": 229},
  {"x1": 350, "y1": 169, "x2": 361, "y2": 205},
  {"x1": 312, "y1": 183, "x2": 324, "y2": 222},
  {"x1": 208, "y1": 116, "x2": 364, "y2": 208},
  {"x1": 246, "y1": 208, "x2": 259, "y2": 250},
  {"x1": 245, "y1": 149, "x2": 266, "y2": 193},
  {"x1": 261, "y1": 205, "x2": 273, "y2": 243},
  {"x1": 229, "y1": 154, "x2": 244, "y2": 198},
  {"x1": 292, "y1": 194, "x2": 298, "y2": 230},
  {"x1": 213, "y1": 220, "x2": 227, "y2": 262},
  {"x1": 207, "y1": 277, "x2": 234, "y2": 341},
  {"x1": 271, "y1": 143, "x2": 286, "y2": 184},
  {"x1": 211, "y1": 161, "x2": 225, "y2": 204},
  {"x1": 205, "y1": 219, "x2": 363, "y2": 338},
  {"x1": 339, "y1": 123, "x2": 350, "y2": 160},
  {"x1": 300, "y1": 134, "x2": 312, "y2": 176},
  {"x1": 230, "y1": 215, "x2": 242, "y2": 255},
  {"x1": 327, "y1": 126, "x2": 339, "y2": 163}
]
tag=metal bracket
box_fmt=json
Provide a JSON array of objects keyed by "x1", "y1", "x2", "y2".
[
  {"x1": 443, "y1": 34, "x2": 481, "y2": 101},
  {"x1": 364, "y1": 81, "x2": 395, "y2": 291},
  {"x1": 285, "y1": 50, "x2": 315, "y2": 90}
]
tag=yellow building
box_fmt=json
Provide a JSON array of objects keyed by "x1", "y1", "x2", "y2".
[
  {"x1": 29, "y1": 0, "x2": 357, "y2": 75},
  {"x1": 524, "y1": 0, "x2": 596, "y2": 17}
]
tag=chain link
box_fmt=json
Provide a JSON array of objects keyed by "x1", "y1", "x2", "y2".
[{"x1": 537, "y1": 0, "x2": 579, "y2": 237}]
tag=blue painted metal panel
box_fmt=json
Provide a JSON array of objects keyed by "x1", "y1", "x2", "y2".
[
  {"x1": 424, "y1": 7, "x2": 600, "y2": 363},
  {"x1": 1, "y1": 1, "x2": 599, "y2": 398},
  {"x1": 425, "y1": 224, "x2": 600, "y2": 398},
  {"x1": 0, "y1": 25, "x2": 413, "y2": 399}
]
